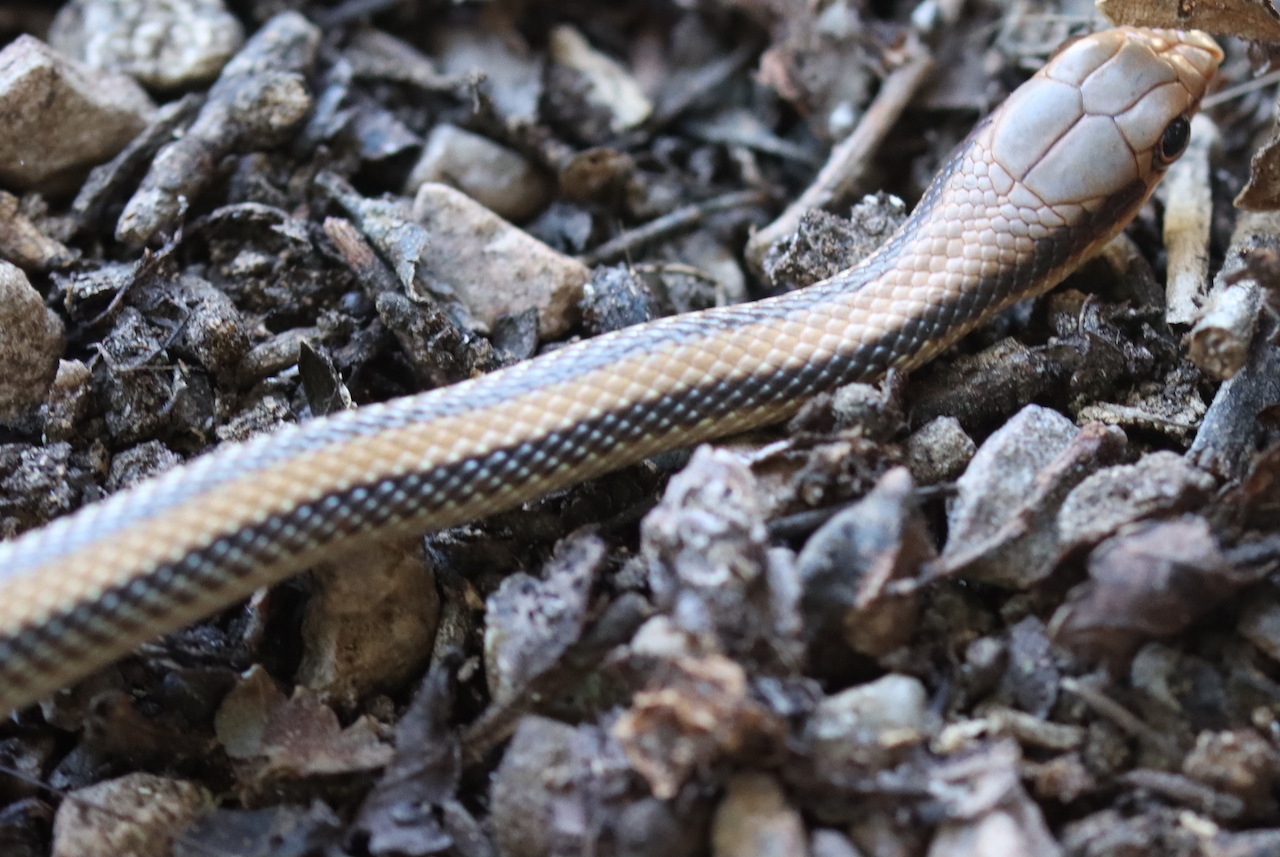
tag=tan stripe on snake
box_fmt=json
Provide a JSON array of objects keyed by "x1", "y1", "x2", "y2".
[{"x1": 0, "y1": 28, "x2": 1222, "y2": 714}]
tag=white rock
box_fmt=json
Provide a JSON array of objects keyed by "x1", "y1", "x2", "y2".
[
  {"x1": 548, "y1": 25, "x2": 652, "y2": 133},
  {"x1": 406, "y1": 124, "x2": 551, "y2": 222},
  {"x1": 809, "y1": 673, "x2": 929, "y2": 744},
  {"x1": 412, "y1": 183, "x2": 588, "y2": 339}
]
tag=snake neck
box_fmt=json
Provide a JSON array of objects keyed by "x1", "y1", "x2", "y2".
[{"x1": 800, "y1": 124, "x2": 1159, "y2": 379}]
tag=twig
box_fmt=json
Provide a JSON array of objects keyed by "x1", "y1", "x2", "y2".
[
  {"x1": 1164, "y1": 115, "x2": 1219, "y2": 325},
  {"x1": 1187, "y1": 210, "x2": 1280, "y2": 379},
  {"x1": 580, "y1": 189, "x2": 771, "y2": 267},
  {"x1": 1188, "y1": 314, "x2": 1280, "y2": 481},
  {"x1": 1189, "y1": 282, "x2": 1261, "y2": 379},
  {"x1": 745, "y1": 40, "x2": 935, "y2": 278},
  {"x1": 1201, "y1": 67, "x2": 1280, "y2": 108},
  {"x1": 1060, "y1": 676, "x2": 1180, "y2": 761}
]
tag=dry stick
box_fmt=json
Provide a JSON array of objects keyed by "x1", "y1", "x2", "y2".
[
  {"x1": 1163, "y1": 114, "x2": 1219, "y2": 326},
  {"x1": 1190, "y1": 282, "x2": 1261, "y2": 378},
  {"x1": 1060, "y1": 676, "x2": 1181, "y2": 762},
  {"x1": 580, "y1": 189, "x2": 771, "y2": 267},
  {"x1": 745, "y1": 43, "x2": 936, "y2": 279},
  {"x1": 1187, "y1": 211, "x2": 1280, "y2": 380},
  {"x1": 1200, "y1": 67, "x2": 1280, "y2": 108},
  {"x1": 1187, "y1": 313, "x2": 1280, "y2": 482}
]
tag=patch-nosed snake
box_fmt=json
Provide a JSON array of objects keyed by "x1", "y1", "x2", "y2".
[{"x1": 0, "y1": 28, "x2": 1222, "y2": 714}]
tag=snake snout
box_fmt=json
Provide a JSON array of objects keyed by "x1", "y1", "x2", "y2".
[{"x1": 983, "y1": 27, "x2": 1220, "y2": 217}]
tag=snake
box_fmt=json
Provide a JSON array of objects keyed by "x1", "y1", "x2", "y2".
[{"x1": 0, "y1": 28, "x2": 1221, "y2": 714}]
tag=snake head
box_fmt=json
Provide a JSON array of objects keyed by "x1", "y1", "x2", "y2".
[{"x1": 978, "y1": 27, "x2": 1222, "y2": 230}]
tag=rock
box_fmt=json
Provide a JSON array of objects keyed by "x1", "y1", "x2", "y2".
[
  {"x1": 712, "y1": 773, "x2": 807, "y2": 857},
  {"x1": 0, "y1": 35, "x2": 155, "y2": 194},
  {"x1": 0, "y1": 261, "x2": 64, "y2": 424},
  {"x1": 49, "y1": 0, "x2": 244, "y2": 91},
  {"x1": 406, "y1": 124, "x2": 552, "y2": 222},
  {"x1": 796, "y1": 468, "x2": 930, "y2": 660},
  {"x1": 44, "y1": 359, "x2": 92, "y2": 441},
  {"x1": 412, "y1": 183, "x2": 588, "y2": 339},
  {"x1": 808, "y1": 674, "x2": 929, "y2": 747},
  {"x1": 907, "y1": 415, "x2": 976, "y2": 485},
  {"x1": 51, "y1": 772, "x2": 208, "y2": 857},
  {"x1": 940, "y1": 406, "x2": 1127, "y2": 588},
  {"x1": 105, "y1": 440, "x2": 182, "y2": 491},
  {"x1": 490, "y1": 716, "x2": 577, "y2": 857},
  {"x1": 1057, "y1": 451, "x2": 1217, "y2": 551},
  {"x1": 0, "y1": 190, "x2": 78, "y2": 271},
  {"x1": 548, "y1": 25, "x2": 652, "y2": 134},
  {"x1": 298, "y1": 542, "x2": 440, "y2": 708},
  {"x1": 431, "y1": 25, "x2": 542, "y2": 122},
  {"x1": 946, "y1": 406, "x2": 1079, "y2": 553}
]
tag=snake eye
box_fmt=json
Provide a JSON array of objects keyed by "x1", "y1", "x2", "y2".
[{"x1": 1155, "y1": 116, "x2": 1191, "y2": 166}]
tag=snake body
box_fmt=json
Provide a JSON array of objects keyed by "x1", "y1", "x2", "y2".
[{"x1": 0, "y1": 28, "x2": 1221, "y2": 713}]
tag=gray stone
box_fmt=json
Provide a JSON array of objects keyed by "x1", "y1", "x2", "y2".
[
  {"x1": 0, "y1": 36, "x2": 155, "y2": 193},
  {"x1": 412, "y1": 183, "x2": 588, "y2": 338},
  {"x1": 49, "y1": 0, "x2": 244, "y2": 90},
  {"x1": 907, "y1": 415, "x2": 976, "y2": 484},
  {"x1": 406, "y1": 124, "x2": 551, "y2": 223}
]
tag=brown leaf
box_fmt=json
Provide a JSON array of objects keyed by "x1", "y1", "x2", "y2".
[
  {"x1": 1050, "y1": 517, "x2": 1259, "y2": 664},
  {"x1": 214, "y1": 666, "x2": 393, "y2": 803},
  {"x1": 1235, "y1": 124, "x2": 1280, "y2": 211}
]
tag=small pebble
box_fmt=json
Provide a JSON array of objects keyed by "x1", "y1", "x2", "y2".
[
  {"x1": 712, "y1": 773, "x2": 807, "y2": 857},
  {"x1": 406, "y1": 124, "x2": 552, "y2": 223},
  {"x1": 906, "y1": 415, "x2": 976, "y2": 484},
  {"x1": 412, "y1": 183, "x2": 589, "y2": 339},
  {"x1": 0, "y1": 35, "x2": 155, "y2": 193},
  {"x1": 49, "y1": 0, "x2": 244, "y2": 90},
  {"x1": 431, "y1": 25, "x2": 542, "y2": 121},
  {"x1": 548, "y1": 25, "x2": 652, "y2": 133},
  {"x1": 808, "y1": 673, "x2": 928, "y2": 745},
  {"x1": 0, "y1": 261, "x2": 64, "y2": 423},
  {"x1": 44, "y1": 359, "x2": 92, "y2": 441}
]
